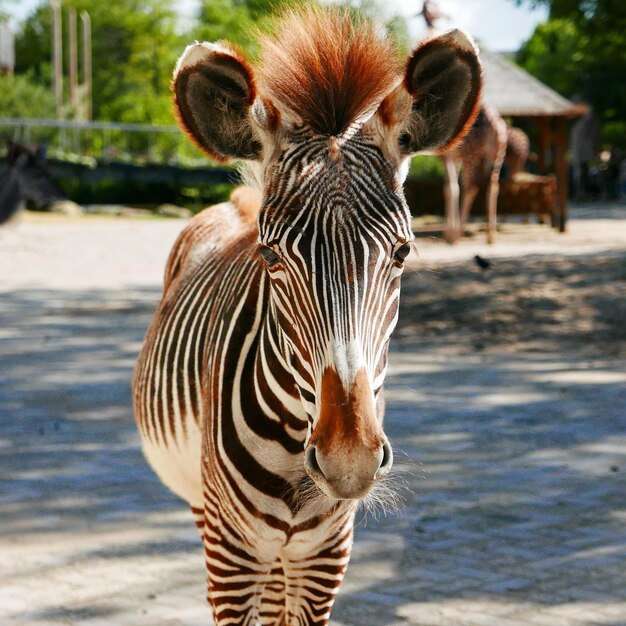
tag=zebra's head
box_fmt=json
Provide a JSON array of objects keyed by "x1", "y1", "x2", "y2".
[{"x1": 173, "y1": 8, "x2": 481, "y2": 500}]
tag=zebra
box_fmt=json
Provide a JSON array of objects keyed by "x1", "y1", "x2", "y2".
[
  {"x1": 441, "y1": 105, "x2": 508, "y2": 244},
  {"x1": 133, "y1": 6, "x2": 482, "y2": 625},
  {"x1": 0, "y1": 141, "x2": 66, "y2": 225}
]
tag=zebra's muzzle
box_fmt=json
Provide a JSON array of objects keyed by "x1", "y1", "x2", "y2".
[
  {"x1": 304, "y1": 439, "x2": 393, "y2": 500},
  {"x1": 305, "y1": 365, "x2": 393, "y2": 499}
]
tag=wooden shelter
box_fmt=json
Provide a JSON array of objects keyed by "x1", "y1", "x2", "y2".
[{"x1": 480, "y1": 47, "x2": 584, "y2": 231}]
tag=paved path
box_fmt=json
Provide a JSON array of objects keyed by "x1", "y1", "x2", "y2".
[{"x1": 1, "y1": 206, "x2": 625, "y2": 625}]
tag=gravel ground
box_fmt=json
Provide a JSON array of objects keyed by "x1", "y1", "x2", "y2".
[{"x1": 0, "y1": 204, "x2": 625, "y2": 625}]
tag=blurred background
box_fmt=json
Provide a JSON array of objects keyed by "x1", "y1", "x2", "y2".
[{"x1": 0, "y1": 0, "x2": 624, "y2": 214}]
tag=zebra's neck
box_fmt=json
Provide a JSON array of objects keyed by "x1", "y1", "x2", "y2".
[{"x1": 256, "y1": 310, "x2": 310, "y2": 437}]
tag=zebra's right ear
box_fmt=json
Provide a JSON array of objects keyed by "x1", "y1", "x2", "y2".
[{"x1": 173, "y1": 42, "x2": 276, "y2": 162}]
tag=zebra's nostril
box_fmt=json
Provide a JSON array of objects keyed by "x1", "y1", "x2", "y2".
[
  {"x1": 376, "y1": 441, "x2": 393, "y2": 479},
  {"x1": 304, "y1": 445, "x2": 324, "y2": 477}
]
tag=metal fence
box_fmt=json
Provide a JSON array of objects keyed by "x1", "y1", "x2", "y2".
[{"x1": 0, "y1": 117, "x2": 203, "y2": 166}]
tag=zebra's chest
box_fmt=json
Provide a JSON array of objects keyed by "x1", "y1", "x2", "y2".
[{"x1": 140, "y1": 409, "x2": 204, "y2": 508}]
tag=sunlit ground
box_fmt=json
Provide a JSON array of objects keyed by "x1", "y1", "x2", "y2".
[{"x1": 0, "y1": 203, "x2": 624, "y2": 625}]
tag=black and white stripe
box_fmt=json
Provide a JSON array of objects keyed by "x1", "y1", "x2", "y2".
[{"x1": 133, "y1": 128, "x2": 412, "y2": 624}]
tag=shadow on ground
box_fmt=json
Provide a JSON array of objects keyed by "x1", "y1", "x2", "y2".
[
  {"x1": 331, "y1": 348, "x2": 625, "y2": 625},
  {"x1": 331, "y1": 251, "x2": 626, "y2": 625},
  {"x1": 398, "y1": 251, "x2": 626, "y2": 357},
  {"x1": 0, "y1": 287, "x2": 183, "y2": 535},
  {"x1": 1, "y1": 251, "x2": 624, "y2": 625}
]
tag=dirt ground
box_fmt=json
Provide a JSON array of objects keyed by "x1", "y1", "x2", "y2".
[
  {"x1": 399, "y1": 253, "x2": 626, "y2": 357},
  {"x1": 0, "y1": 203, "x2": 624, "y2": 626}
]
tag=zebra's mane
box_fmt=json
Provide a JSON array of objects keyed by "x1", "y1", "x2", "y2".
[{"x1": 257, "y1": 5, "x2": 401, "y2": 137}]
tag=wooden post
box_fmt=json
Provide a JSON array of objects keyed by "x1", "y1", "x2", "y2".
[
  {"x1": 80, "y1": 11, "x2": 92, "y2": 121},
  {"x1": 51, "y1": 0, "x2": 63, "y2": 118},
  {"x1": 533, "y1": 117, "x2": 546, "y2": 174},
  {"x1": 68, "y1": 8, "x2": 78, "y2": 117},
  {"x1": 553, "y1": 117, "x2": 568, "y2": 232}
]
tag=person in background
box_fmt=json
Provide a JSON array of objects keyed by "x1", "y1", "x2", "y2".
[{"x1": 569, "y1": 103, "x2": 601, "y2": 201}]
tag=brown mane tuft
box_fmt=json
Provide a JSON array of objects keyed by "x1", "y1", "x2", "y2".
[{"x1": 257, "y1": 6, "x2": 401, "y2": 137}]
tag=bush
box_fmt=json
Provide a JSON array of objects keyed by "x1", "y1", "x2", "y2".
[
  {"x1": 603, "y1": 121, "x2": 626, "y2": 151},
  {"x1": 408, "y1": 155, "x2": 444, "y2": 181},
  {"x1": 0, "y1": 73, "x2": 56, "y2": 118}
]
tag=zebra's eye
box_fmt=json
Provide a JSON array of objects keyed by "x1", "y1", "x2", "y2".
[
  {"x1": 393, "y1": 242, "x2": 412, "y2": 265},
  {"x1": 259, "y1": 245, "x2": 281, "y2": 267}
]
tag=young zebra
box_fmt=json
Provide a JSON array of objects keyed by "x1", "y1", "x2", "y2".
[
  {"x1": 441, "y1": 104, "x2": 508, "y2": 244},
  {"x1": 133, "y1": 7, "x2": 482, "y2": 625}
]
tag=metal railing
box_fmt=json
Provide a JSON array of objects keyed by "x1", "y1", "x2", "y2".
[{"x1": 0, "y1": 117, "x2": 203, "y2": 166}]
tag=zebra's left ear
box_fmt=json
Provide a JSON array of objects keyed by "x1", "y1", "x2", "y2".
[{"x1": 375, "y1": 29, "x2": 482, "y2": 157}]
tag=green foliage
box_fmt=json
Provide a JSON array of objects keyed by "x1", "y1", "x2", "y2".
[
  {"x1": 58, "y1": 174, "x2": 234, "y2": 209},
  {"x1": 194, "y1": 0, "x2": 305, "y2": 58},
  {"x1": 513, "y1": 0, "x2": 626, "y2": 148},
  {"x1": 13, "y1": 6, "x2": 52, "y2": 86},
  {"x1": 385, "y1": 14, "x2": 411, "y2": 56},
  {"x1": 516, "y1": 18, "x2": 585, "y2": 98},
  {"x1": 15, "y1": 0, "x2": 183, "y2": 125},
  {"x1": 179, "y1": 182, "x2": 235, "y2": 213},
  {"x1": 194, "y1": 0, "x2": 257, "y2": 53},
  {"x1": 510, "y1": 0, "x2": 619, "y2": 21},
  {"x1": 603, "y1": 121, "x2": 626, "y2": 150},
  {"x1": 0, "y1": 72, "x2": 56, "y2": 118},
  {"x1": 408, "y1": 155, "x2": 444, "y2": 181}
]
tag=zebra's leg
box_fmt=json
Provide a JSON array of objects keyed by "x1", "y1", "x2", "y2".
[
  {"x1": 202, "y1": 513, "x2": 277, "y2": 625},
  {"x1": 442, "y1": 155, "x2": 460, "y2": 244},
  {"x1": 204, "y1": 552, "x2": 272, "y2": 625},
  {"x1": 282, "y1": 523, "x2": 354, "y2": 625},
  {"x1": 258, "y1": 563, "x2": 286, "y2": 625},
  {"x1": 485, "y1": 174, "x2": 499, "y2": 244}
]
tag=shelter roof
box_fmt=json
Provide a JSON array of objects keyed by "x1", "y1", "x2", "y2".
[{"x1": 480, "y1": 47, "x2": 582, "y2": 117}]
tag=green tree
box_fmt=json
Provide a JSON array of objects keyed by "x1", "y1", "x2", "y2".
[
  {"x1": 513, "y1": 0, "x2": 626, "y2": 147},
  {"x1": 15, "y1": 0, "x2": 183, "y2": 124},
  {"x1": 0, "y1": 72, "x2": 56, "y2": 117},
  {"x1": 516, "y1": 18, "x2": 586, "y2": 99},
  {"x1": 194, "y1": 0, "x2": 256, "y2": 51},
  {"x1": 193, "y1": 0, "x2": 305, "y2": 56}
]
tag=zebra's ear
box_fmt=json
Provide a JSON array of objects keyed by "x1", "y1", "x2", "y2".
[
  {"x1": 173, "y1": 42, "x2": 276, "y2": 162},
  {"x1": 378, "y1": 29, "x2": 482, "y2": 156}
]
